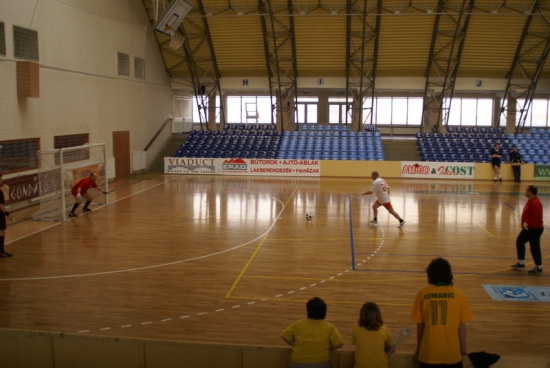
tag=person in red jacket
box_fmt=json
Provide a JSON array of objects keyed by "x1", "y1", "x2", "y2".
[
  {"x1": 511, "y1": 185, "x2": 544, "y2": 275},
  {"x1": 68, "y1": 173, "x2": 108, "y2": 218}
]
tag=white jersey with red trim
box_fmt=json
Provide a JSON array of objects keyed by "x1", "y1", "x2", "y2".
[{"x1": 370, "y1": 178, "x2": 391, "y2": 204}]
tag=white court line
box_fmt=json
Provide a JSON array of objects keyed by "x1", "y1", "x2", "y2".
[
  {"x1": 75, "y1": 187, "x2": 389, "y2": 334},
  {"x1": 6, "y1": 178, "x2": 175, "y2": 247},
  {"x1": 1, "y1": 182, "x2": 286, "y2": 282}
]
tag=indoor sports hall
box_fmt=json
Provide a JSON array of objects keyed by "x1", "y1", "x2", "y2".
[
  {"x1": 2, "y1": 0, "x2": 550, "y2": 367},
  {"x1": 2, "y1": 174, "x2": 549, "y2": 367}
]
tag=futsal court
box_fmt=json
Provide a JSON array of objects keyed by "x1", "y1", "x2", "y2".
[{"x1": 1, "y1": 174, "x2": 549, "y2": 359}]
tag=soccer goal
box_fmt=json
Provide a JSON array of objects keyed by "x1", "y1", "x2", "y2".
[{"x1": 33, "y1": 143, "x2": 108, "y2": 222}]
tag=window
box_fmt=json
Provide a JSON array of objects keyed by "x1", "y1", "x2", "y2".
[
  {"x1": 446, "y1": 98, "x2": 492, "y2": 126},
  {"x1": 0, "y1": 138, "x2": 40, "y2": 174},
  {"x1": 225, "y1": 96, "x2": 272, "y2": 124},
  {"x1": 54, "y1": 134, "x2": 89, "y2": 149},
  {"x1": 54, "y1": 134, "x2": 90, "y2": 164},
  {"x1": 134, "y1": 57, "x2": 144, "y2": 79},
  {"x1": 366, "y1": 97, "x2": 422, "y2": 125},
  {"x1": 328, "y1": 97, "x2": 351, "y2": 124},
  {"x1": 193, "y1": 95, "x2": 222, "y2": 123},
  {"x1": 512, "y1": 98, "x2": 550, "y2": 127},
  {"x1": 13, "y1": 25, "x2": 39, "y2": 61},
  {"x1": 117, "y1": 52, "x2": 130, "y2": 76},
  {"x1": 296, "y1": 97, "x2": 318, "y2": 124},
  {"x1": 0, "y1": 22, "x2": 6, "y2": 56}
]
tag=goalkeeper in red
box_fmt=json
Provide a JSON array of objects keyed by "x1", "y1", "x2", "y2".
[{"x1": 68, "y1": 173, "x2": 108, "y2": 218}]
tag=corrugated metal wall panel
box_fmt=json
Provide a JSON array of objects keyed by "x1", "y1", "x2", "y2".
[
  {"x1": 377, "y1": 15, "x2": 434, "y2": 76},
  {"x1": 460, "y1": 15, "x2": 526, "y2": 78},
  {"x1": 294, "y1": 13, "x2": 347, "y2": 77},
  {"x1": 143, "y1": 0, "x2": 550, "y2": 82},
  {"x1": 207, "y1": 15, "x2": 267, "y2": 76}
]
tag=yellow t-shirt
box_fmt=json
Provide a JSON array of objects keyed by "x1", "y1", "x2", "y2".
[
  {"x1": 281, "y1": 318, "x2": 344, "y2": 364},
  {"x1": 352, "y1": 323, "x2": 394, "y2": 368},
  {"x1": 410, "y1": 284, "x2": 473, "y2": 364}
]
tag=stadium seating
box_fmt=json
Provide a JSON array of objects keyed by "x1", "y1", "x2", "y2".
[
  {"x1": 175, "y1": 124, "x2": 385, "y2": 161},
  {"x1": 416, "y1": 126, "x2": 550, "y2": 163}
]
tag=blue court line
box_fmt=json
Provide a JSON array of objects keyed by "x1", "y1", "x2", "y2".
[
  {"x1": 348, "y1": 194, "x2": 356, "y2": 270},
  {"x1": 503, "y1": 203, "x2": 519, "y2": 213}
]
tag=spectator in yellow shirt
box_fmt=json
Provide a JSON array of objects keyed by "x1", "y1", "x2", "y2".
[
  {"x1": 352, "y1": 302, "x2": 395, "y2": 368},
  {"x1": 281, "y1": 297, "x2": 344, "y2": 368},
  {"x1": 410, "y1": 258, "x2": 473, "y2": 368}
]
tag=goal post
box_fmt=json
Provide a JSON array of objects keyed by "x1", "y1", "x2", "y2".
[{"x1": 33, "y1": 143, "x2": 108, "y2": 222}]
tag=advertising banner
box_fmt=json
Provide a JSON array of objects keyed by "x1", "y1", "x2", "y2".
[
  {"x1": 164, "y1": 157, "x2": 320, "y2": 177},
  {"x1": 483, "y1": 284, "x2": 550, "y2": 302},
  {"x1": 2, "y1": 174, "x2": 39, "y2": 203},
  {"x1": 164, "y1": 158, "x2": 218, "y2": 174},
  {"x1": 221, "y1": 158, "x2": 320, "y2": 177},
  {"x1": 534, "y1": 164, "x2": 550, "y2": 181},
  {"x1": 401, "y1": 161, "x2": 475, "y2": 179}
]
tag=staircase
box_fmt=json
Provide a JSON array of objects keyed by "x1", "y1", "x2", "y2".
[
  {"x1": 148, "y1": 133, "x2": 189, "y2": 172},
  {"x1": 382, "y1": 136, "x2": 422, "y2": 161}
]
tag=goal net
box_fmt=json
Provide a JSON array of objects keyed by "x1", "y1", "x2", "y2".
[{"x1": 33, "y1": 143, "x2": 108, "y2": 222}]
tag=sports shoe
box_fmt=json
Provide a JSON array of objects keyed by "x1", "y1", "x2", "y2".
[
  {"x1": 68, "y1": 213, "x2": 77, "y2": 218},
  {"x1": 528, "y1": 267, "x2": 543, "y2": 275},
  {"x1": 369, "y1": 220, "x2": 378, "y2": 226},
  {"x1": 398, "y1": 220, "x2": 406, "y2": 229},
  {"x1": 83, "y1": 208, "x2": 92, "y2": 213},
  {"x1": 0, "y1": 252, "x2": 13, "y2": 258},
  {"x1": 499, "y1": 176, "x2": 503, "y2": 181},
  {"x1": 510, "y1": 262, "x2": 525, "y2": 270},
  {"x1": 494, "y1": 177, "x2": 498, "y2": 181}
]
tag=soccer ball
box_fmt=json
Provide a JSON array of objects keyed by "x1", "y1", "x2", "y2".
[{"x1": 306, "y1": 213, "x2": 313, "y2": 222}]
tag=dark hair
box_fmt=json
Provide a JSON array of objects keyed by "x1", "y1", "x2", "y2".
[
  {"x1": 306, "y1": 297, "x2": 327, "y2": 320},
  {"x1": 358, "y1": 302, "x2": 383, "y2": 331},
  {"x1": 426, "y1": 258, "x2": 453, "y2": 286},
  {"x1": 527, "y1": 185, "x2": 538, "y2": 196}
]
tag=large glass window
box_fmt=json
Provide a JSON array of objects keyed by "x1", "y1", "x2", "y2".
[
  {"x1": 328, "y1": 97, "x2": 351, "y2": 124},
  {"x1": 446, "y1": 98, "x2": 492, "y2": 126},
  {"x1": 369, "y1": 97, "x2": 422, "y2": 125},
  {"x1": 192, "y1": 96, "x2": 222, "y2": 123},
  {"x1": 513, "y1": 99, "x2": 549, "y2": 127},
  {"x1": 498, "y1": 98, "x2": 550, "y2": 127},
  {"x1": 296, "y1": 97, "x2": 318, "y2": 124},
  {"x1": 224, "y1": 96, "x2": 272, "y2": 124}
]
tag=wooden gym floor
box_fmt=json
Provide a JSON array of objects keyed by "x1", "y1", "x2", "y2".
[{"x1": 1, "y1": 174, "x2": 549, "y2": 358}]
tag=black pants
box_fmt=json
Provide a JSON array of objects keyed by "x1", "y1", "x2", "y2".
[
  {"x1": 516, "y1": 228, "x2": 544, "y2": 266},
  {"x1": 512, "y1": 165, "x2": 521, "y2": 181}
]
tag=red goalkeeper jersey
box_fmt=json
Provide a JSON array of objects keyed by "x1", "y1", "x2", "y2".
[{"x1": 71, "y1": 177, "x2": 97, "y2": 196}]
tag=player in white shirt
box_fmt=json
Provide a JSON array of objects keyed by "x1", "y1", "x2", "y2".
[{"x1": 362, "y1": 171, "x2": 405, "y2": 228}]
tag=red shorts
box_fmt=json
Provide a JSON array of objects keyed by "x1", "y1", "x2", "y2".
[{"x1": 374, "y1": 200, "x2": 393, "y2": 210}]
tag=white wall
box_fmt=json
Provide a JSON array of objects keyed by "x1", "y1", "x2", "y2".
[
  {"x1": 188, "y1": 76, "x2": 549, "y2": 94},
  {"x1": 0, "y1": 0, "x2": 172, "y2": 169}
]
